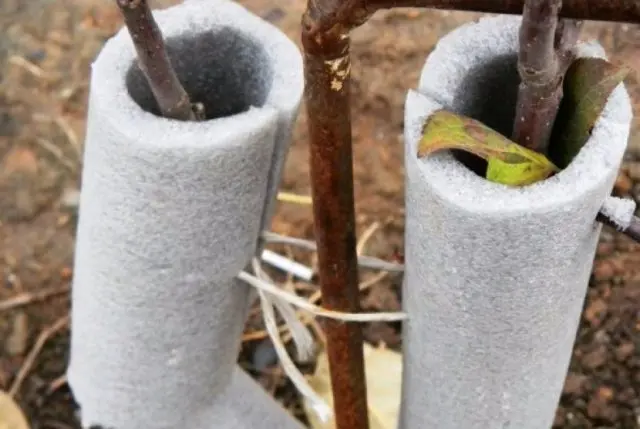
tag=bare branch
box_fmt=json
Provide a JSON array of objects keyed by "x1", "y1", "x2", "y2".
[
  {"x1": 115, "y1": 0, "x2": 202, "y2": 121},
  {"x1": 512, "y1": 0, "x2": 583, "y2": 153},
  {"x1": 597, "y1": 213, "x2": 640, "y2": 243}
]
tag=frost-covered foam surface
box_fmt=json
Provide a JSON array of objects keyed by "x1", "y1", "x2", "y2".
[
  {"x1": 401, "y1": 15, "x2": 632, "y2": 429},
  {"x1": 600, "y1": 196, "x2": 637, "y2": 230},
  {"x1": 412, "y1": 15, "x2": 632, "y2": 213},
  {"x1": 66, "y1": 0, "x2": 303, "y2": 428},
  {"x1": 94, "y1": 0, "x2": 302, "y2": 235}
]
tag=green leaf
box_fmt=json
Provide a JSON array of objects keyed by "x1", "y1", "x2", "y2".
[
  {"x1": 417, "y1": 109, "x2": 559, "y2": 186},
  {"x1": 549, "y1": 58, "x2": 630, "y2": 169}
]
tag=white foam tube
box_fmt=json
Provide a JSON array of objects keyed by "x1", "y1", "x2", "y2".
[
  {"x1": 400, "y1": 15, "x2": 632, "y2": 429},
  {"x1": 67, "y1": 1, "x2": 304, "y2": 428}
]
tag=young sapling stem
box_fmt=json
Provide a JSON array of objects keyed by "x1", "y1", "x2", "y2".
[
  {"x1": 514, "y1": 1, "x2": 640, "y2": 243},
  {"x1": 115, "y1": 0, "x2": 204, "y2": 121},
  {"x1": 513, "y1": 0, "x2": 582, "y2": 153}
]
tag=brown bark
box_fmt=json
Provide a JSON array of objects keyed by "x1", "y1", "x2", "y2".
[
  {"x1": 512, "y1": 0, "x2": 582, "y2": 152},
  {"x1": 597, "y1": 213, "x2": 640, "y2": 243},
  {"x1": 115, "y1": 0, "x2": 201, "y2": 121}
]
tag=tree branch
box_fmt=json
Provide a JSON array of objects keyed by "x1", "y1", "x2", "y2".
[
  {"x1": 512, "y1": 0, "x2": 582, "y2": 153},
  {"x1": 115, "y1": 0, "x2": 203, "y2": 121},
  {"x1": 597, "y1": 213, "x2": 640, "y2": 243}
]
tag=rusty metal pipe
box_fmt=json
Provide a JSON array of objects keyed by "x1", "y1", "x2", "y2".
[
  {"x1": 301, "y1": 12, "x2": 370, "y2": 429},
  {"x1": 369, "y1": 0, "x2": 640, "y2": 23},
  {"x1": 305, "y1": 0, "x2": 640, "y2": 37}
]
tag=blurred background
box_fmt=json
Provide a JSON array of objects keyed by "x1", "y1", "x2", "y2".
[{"x1": 0, "y1": 0, "x2": 638, "y2": 427}]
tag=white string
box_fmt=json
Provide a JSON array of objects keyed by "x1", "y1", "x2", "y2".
[
  {"x1": 240, "y1": 251, "x2": 407, "y2": 423},
  {"x1": 252, "y1": 260, "x2": 315, "y2": 362},
  {"x1": 238, "y1": 270, "x2": 407, "y2": 322},
  {"x1": 251, "y1": 259, "x2": 332, "y2": 421},
  {"x1": 261, "y1": 231, "x2": 405, "y2": 273}
]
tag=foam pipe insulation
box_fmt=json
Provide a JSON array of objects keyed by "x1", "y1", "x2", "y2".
[
  {"x1": 66, "y1": 1, "x2": 304, "y2": 427},
  {"x1": 400, "y1": 15, "x2": 632, "y2": 429}
]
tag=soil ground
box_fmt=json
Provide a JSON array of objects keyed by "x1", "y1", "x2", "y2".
[{"x1": 0, "y1": 0, "x2": 639, "y2": 428}]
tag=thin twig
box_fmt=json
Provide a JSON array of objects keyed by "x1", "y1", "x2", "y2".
[
  {"x1": 39, "y1": 420, "x2": 75, "y2": 429},
  {"x1": 34, "y1": 138, "x2": 77, "y2": 172},
  {"x1": 596, "y1": 213, "x2": 640, "y2": 243},
  {"x1": 9, "y1": 315, "x2": 70, "y2": 397},
  {"x1": 8, "y1": 55, "x2": 53, "y2": 80},
  {"x1": 359, "y1": 271, "x2": 390, "y2": 293},
  {"x1": 115, "y1": 0, "x2": 201, "y2": 121},
  {"x1": 277, "y1": 192, "x2": 313, "y2": 205},
  {"x1": 53, "y1": 116, "x2": 82, "y2": 156},
  {"x1": 47, "y1": 374, "x2": 68, "y2": 395},
  {"x1": 242, "y1": 324, "x2": 289, "y2": 342},
  {"x1": 513, "y1": 0, "x2": 583, "y2": 153},
  {"x1": 627, "y1": 218, "x2": 640, "y2": 243},
  {"x1": 0, "y1": 285, "x2": 70, "y2": 312},
  {"x1": 242, "y1": 304, "x2": 324, "y2": 344},
  {"x1": 356, "y1": 222, "x2": 380, "y2": 256}
]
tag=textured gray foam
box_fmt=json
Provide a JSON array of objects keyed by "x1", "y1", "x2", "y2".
[
  {"x1": 66, "y1": 0, "x2": 303, "y2": 428},
  {"x1": 601, "y1": 196, "x2": 636, "y2": 230},
  {"x1": 400, "y1": 15, "x2": 632, "y2": 429}
]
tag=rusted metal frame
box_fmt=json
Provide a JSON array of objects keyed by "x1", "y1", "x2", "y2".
[
  {"x1": 301, "y1": 1, "x2": 639, "y2": 428},
  {"x1": 304, "y1": 0, "x2": 640, "y2": 40},
  {"x1": 368, "y1": 0, "x2": 640, "y2": 23},
  {"x1": 301, "y1": 9, "x2": 370, "y2": 429}
]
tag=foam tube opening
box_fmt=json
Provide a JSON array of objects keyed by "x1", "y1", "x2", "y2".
[
  {"x1": 449, "y1": 54, "x2": 520, "y2": 176},
  {"x1": 400, "y1": 15, "x2": 633, "y2": 429},
  {"x1": 410, "y1": 15, "x2": 632, "y2": 215},
  {"x1": 68, "y1": 1, "x2": 304, "y2": 428},
  {"x1": 126, "y1": 27, "x2": 273, "y2": 120}
]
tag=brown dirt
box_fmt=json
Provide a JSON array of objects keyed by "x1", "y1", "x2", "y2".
[{"x1": 0, "y1": 0, "x2": 639, "y2": 428}]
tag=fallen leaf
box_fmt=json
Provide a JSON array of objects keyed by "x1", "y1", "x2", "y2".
[
  {"x1": 304, "y1": 343, "x2": 402, "y2": 429},
  {"x1": 0, "y1": 390, "x2": 30, "y2": 429},
  {"x1": 1, "y1": 148, "x2": 38, "y2": 176},
  {"x1": 5, "y1": 312, "x2": 29, "y2": 357},
  {"x1": 549, "y1": 58, "x2": 630, "y2": 168},
  {"x1": 417, "y1": 110, "x2": 559, "y2": 186}
]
